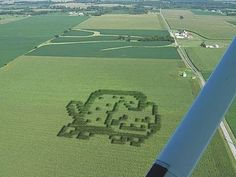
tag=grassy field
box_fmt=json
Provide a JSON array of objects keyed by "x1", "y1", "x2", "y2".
[
  {"x1": 0, "y1": 15, "x2": 88, "y2": 68},
  {"x1": 0, "y1": 55, "x2": 235, "y2": 177},
  {"x1": 163, "y1": 9, "x2": 236, "y2": 39},
  {"x1": 75, "y1": 14, "x2": 166, "y2": 30},
  {"x1": 185, "y1": 47, "x2": 226, "y2": 79},
  {"x1": 27, "y1": 43, "x2": 179, "y2": 59}
]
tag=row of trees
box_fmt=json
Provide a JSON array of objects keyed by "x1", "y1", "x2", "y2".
[{"x1": 117, "y1": 35, "x2": 175, "y2": 42}]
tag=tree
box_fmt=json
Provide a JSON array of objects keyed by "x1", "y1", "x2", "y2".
[{"x1": 200, "y1": 42, "x2": 206, "y2": 48}]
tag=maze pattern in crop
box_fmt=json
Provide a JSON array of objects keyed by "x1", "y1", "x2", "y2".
[{"x1": 58, "y1": 90, "x2": 161, "y2": 146}]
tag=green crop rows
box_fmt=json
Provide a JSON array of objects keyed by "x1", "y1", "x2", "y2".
[
  {"x1": 0, "y1": 15, "x2": 88, "y2": 68},
  {"x1": 58, "y1": 90, "x2": 161, "y2": 147},
  {"x1": 27, "y1": 43, "x2": 180, "y2": 59}
]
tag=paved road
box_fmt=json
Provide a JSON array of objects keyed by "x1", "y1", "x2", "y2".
[{"x1": 160, "y1": 9, "x2": 236, "y2": 160}]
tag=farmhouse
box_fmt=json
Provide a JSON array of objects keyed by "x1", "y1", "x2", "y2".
[
  {"x1": 175, "y1": 30, "x2": 192, "y2": 39},
  {"x1": 69, "y1": 12, "x2": 84, "y2": 16}
]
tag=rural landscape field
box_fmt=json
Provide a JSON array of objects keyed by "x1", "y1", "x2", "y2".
[{"x1": 0, "y1": 0, "x2": 236, "y2": 177}]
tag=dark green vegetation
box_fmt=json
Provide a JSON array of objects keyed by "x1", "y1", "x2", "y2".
[
  {"x1": 0, "y1": 15, "x2": 88, "y2": 67},
  {"x1": 27, "y1": 43, "x2": 179, "y2": 59},
  {"x1": 62, "y1": 30, "x2": 93, "y2": 36},
  {"x1": 94, "y1": 29, "x2": 170, "y2": 37},
  {"x1": 52, "y1": 36, "x2": 118, "y2": 43},
  {"x1": 52, "y1": 28, "x2": 173, "y2": 45},
  {"x1": 228, "y1": 21, "x2": 236, "y2": 26},
  {"x1": 58, "y1": 90, "x2": 160, "y2": 147},
  {"x1": 51, "y1": 36, "x2": 173, "y2": 44}
]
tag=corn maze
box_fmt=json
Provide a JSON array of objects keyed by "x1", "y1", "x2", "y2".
[{"x1": 58, "y1": 90, "x2": 161, "y2": 147}]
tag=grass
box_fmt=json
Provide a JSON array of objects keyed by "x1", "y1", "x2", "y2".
[
  {"x1": 75, "y1": 14, "x2": 166, "y2": 30},
  {"x1": 51, "y1": 36, "x2": 118, "y2": 43},
  {"x1": 185, "y1": 47, "x2": 225, "y2": 79},
  {"x1": 163, "y1": 9, "x2": 236, "y2": 39},
  {"x1": 0, "y1": 55, "x2": 235, "y2": 176},
  {"x1": 27, "y1": 43, "x2": 179, "y2": 59},
  {"x1": 0, "y1": 15, "x2": 88, "y2": 68},
  {"x1": 62, "y1": 30, "x2": 94, "y2": 36}
]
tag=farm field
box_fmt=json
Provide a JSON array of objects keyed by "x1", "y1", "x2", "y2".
[
  {"x1": 28, "y1": 14, "x2": 175, "y2": 59},
  {"x1": 162, "y1": 9, "x2": 236, "y2": 39},
  {"x1": 0, "y1": 12, "x2": 236, "y2": 177},
  {"x1": 0, "y1": 15, "x2": 88, "y2": 68},
  {"x1": 0, "y1": 56, "x2": 193, "y2": 177},
  {"x1": 0, "y1": 55, "x2": 235, "y2": 177},
  {"x1": 185, "y1": 47, "x2": 226, "y2": 79},
  {"x1": 28, "y1": 43, "x2": 178, "y2": 59},
  {"x1": 75, "y1": 14, "x2": 166, "y2": 30},
  {"x1": 52, "y1": 29, "x2": 171, "y2": 43}
]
